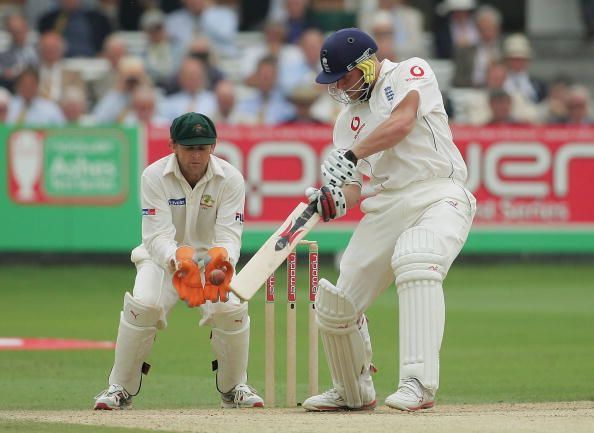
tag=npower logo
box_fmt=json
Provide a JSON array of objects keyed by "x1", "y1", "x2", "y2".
[
  {"x1": 214, "y1": 141, "x2": 335, "y2": 217},
  {"x1": 464, "y1": 142, "x2": 594, "y2": 198},
  {"x1": 213, "y1": 140, "x2": 594, "y2": 217}
]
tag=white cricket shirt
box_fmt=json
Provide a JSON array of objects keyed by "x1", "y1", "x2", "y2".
[
  {"x1": 333, "y1": 58, "x2": 468, "y2": 192},
  {"x1": 132, "y1": 153, "x2": 245, "y2": 269}
]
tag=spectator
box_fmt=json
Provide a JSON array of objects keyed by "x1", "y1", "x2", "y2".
[
  {"x1": 6, "y1": 67, "x2": 65, "y2": 125},
  {"x1": 91, "y1": 34, "x2": 128, "y2": 103},
  {"x1": 361, "y1": 0, "x2": 424, "y2": 60},
  {"x1": 459, "y1": 62, "x2": 540, "y2": 125},
  {"x1": 92, "y1": 56, "x2": 152, "y2": 123},
  {"x1": 453, "y1": 5, "x2": 502, "y2": 87},
  {"x1": 37, "y1": 32, "x2": 86, "y2": 103},
  {"x1": 38, "y1": 0, "x2": 112, "y2": 57},
  {"x1": 0, "y1": 13, "x2": 38, "y2": 91},
  {"x1": 165, "y1": 0, "x2": 238, "y2": 56},
  {"x1": 434, "y1": 0, "x2": 479, "y2": 59},
  {"x1": 235, "y1": 55, "x2": 295, "y2": 125},
  {"x1": 123, "y1": 85, "x2": 169, "y2": 126},
  {"x1": 211, "y1": 79, "x2": 244, "y2": 124},
  {"x1": 486, "y1": 89, "x2": 517, "y2": 125},
  {"x1": 159, "y1": 57, "x2": 218, "y2": 121},
  {"x1": 502, "y1": 33, "x2": 547, "y2": 103},
  {"x1": 284, "y1": 0, "x2": 316, "y2": 43},
  {"x1": 370, "y1": 10, "x2": 398, "y2": 62},
  {"x1": 283, "y1": 83, "x2": 324, "y2": 124},
  {"x1": 60, "y1": 86, "x2": 92, "y2": 125},
  {"x1": 540, "y1": 76, "x2": 572, "y2": 123},
  {"x1": 0, "y1": 87, "x2": 11, "y2": 122},
  {"x1": 564, "y1": 85, "x2": 593, "y2": 125},
  {"x1": 139, "y1": 9, "x2": 183, "y2": 90},
  {"x1": 186, "y1": 36, "x2": 226, "y2": 91},
  {"x1": 278, "y1": 27, "x2": 323, "y2": 94},
  {"x1": 241, "y1": 20, "x2": 301, "y2": 85}
]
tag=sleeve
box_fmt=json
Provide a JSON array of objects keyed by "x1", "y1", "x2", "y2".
[
  {"x1": 140, "y1": 172, "x2": 178, "y2": 269},
  {"x1": 213, "y1": 172, "x2": 245, "y2": 266},
  {"x1": 389, "y1": 58, "x2": 444, "y2": 118}
]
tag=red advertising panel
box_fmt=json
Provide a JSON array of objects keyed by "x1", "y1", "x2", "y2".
[
  {"x1": 148, "y1": 125, "x2": 594, "y2": 228},
  {"x1": 453, "y1": 126, "x2": 594, "y2": 227}
]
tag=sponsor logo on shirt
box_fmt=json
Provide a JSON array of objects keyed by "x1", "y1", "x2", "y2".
[
  {"x1": 142, "y1": 208, "x2": 156, "y2": 216},
  {"x1": 168, "y1": 197, "x2": 186, "y2": 206},
  {"x1": 235, "y1": 212, "x2": 244, "y2": 223},
  {"x1": 351, "y1": 116, "x2": 366, "y2": 141},
  {"x1": 406, "y1": 65, "x2": 426, "y2": 81},
  {"x1": 200, "y1": 194, "x2": 214, "y2": 208},
  {"x1": 384, "y1": 86, "x2": 395, "y2": 102}
]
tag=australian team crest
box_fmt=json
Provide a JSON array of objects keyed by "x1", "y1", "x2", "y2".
[{"x1": 200, "y1": 194, "x2": 214, "y2": 208}]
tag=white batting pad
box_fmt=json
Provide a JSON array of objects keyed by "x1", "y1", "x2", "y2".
[
  {"x1": 109, "y1": 293, "x2": 162, "y2": 395},
  {"x1": 316, "y1": 279, "x2": 375, "y2": 408},
  {"x1": 393, "y1": 227, "x2": 446, "y2": 391},
  {"x1": 211, "y1": 317, "x2": 250, "y2": 394}
]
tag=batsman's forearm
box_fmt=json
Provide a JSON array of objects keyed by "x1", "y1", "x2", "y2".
[{"x1": 343, "y1": 184, "x2": 362, "y2": 210}]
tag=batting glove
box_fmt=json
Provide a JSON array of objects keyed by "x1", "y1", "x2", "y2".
[
  {"x1": 321, "y1": 149, "x2": 358, "y2": 187},
  {"x1": 305, "y1": 185, "x2": 347, "y2": 222}
]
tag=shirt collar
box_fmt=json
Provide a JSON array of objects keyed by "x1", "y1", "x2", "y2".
[
  {"x1": 162, "y1": 153, "x2": 225, "y2": 181},
  {"x1": 369, "y1": 60, "x2": 399, "y2": 103}
]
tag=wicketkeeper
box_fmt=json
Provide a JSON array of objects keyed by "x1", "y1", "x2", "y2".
[
  {"x1": 303, "y1": 28, "x2": 476, "y2": 411},
  {"x1": 94, "y1": 112, "x2": 263, "y2": 410}
]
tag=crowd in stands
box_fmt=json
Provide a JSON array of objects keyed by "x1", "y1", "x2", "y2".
[{"x1": 0, "y1": 0, "x2": 592, "y2": 127}]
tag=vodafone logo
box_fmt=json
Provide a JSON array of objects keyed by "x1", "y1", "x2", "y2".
[
  {"x1": 410, "y1": 65, "x2": 424, "y2": 77},
  {"x1": 351, "y1": 116, "x2": 361, "y2": 131}
]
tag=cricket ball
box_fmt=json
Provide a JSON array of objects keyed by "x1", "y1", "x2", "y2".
[{"x1": 210, "y1": 269, "x2": 226, "y2": 285}]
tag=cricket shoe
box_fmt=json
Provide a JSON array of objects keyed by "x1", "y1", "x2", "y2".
[
  {"x1": 94, "y1": 384, "x2": 132, "y2": 410},
  {"x1": 221, "y1": 384, "x2": 264, "y2": 408},
  {"x1": 385, "y1": 378, "x2": 435, "y2": 411},
  {"x1": 302, "y1": 388, "x2": 376, "y2": 412}
]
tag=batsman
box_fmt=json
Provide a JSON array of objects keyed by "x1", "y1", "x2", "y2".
[
  {"x1": 303, "y1": 28, "x2": 476, "y2": 411},
  {"x1": 94, "y1": 112, "x2": 263, "y2": 409}
]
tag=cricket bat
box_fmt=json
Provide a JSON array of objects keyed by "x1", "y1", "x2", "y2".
[{"x1": 230, "y1": 201, "x2": 320, "y2": 301}]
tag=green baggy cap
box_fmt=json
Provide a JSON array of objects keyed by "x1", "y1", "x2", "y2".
[{"x1": 170, "y1": 112, "x2": 217, "y2": 146}]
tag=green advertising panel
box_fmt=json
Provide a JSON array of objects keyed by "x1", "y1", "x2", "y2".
[
  {"x1": 43, "y1": 130, "x2": 127, "y2": 199},
  {"x1": 1, "y1": 126, "x2": 141, "y2": 252}
]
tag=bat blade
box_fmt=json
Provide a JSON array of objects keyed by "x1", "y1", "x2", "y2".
[{"x1": 230, "y1": 201, "x2": 320, "y2": 301}]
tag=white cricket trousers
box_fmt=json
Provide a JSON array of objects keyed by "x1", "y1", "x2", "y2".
[{"x1": 337, "y1": 177, "x2": 475, "y2": 314}]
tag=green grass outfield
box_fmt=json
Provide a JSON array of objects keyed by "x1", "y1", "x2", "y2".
[{"x1": 0, "y1": 262, "x2": 593, "y2": 411}]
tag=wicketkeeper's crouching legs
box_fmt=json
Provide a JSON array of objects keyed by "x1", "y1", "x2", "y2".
[
  {"x1": 200, "y1": 299, "x2": 264, "y2": 407},
  {"x1": 302, "y1": 279, "x2": 376, "y2": 411}
]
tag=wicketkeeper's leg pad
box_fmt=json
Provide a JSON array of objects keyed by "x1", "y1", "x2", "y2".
[
  {"x1": 109, "y1": 292, "x2": 163, "y2": 395},
  {"x1": 316, "y1": 279, "x2": 375, "y2": 408},
  {"x1": 210, "y1": 306, "x2": 250, "y2": 394},
  {"x1": 392, "y1": 227, "x2": 447, "y2": 391}
]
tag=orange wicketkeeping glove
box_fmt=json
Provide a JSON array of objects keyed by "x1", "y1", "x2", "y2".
[
  {"x1": 171, "y1": 246, "x2": 205, "y2": 307},
  {"x1": 203, "y1": 247, "x2": 234, "y2": 303}
]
